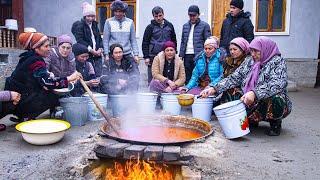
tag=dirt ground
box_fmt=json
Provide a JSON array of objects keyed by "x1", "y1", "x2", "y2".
[{"x1": 0, "y1": 88, "x2": 319, "y2": 179}]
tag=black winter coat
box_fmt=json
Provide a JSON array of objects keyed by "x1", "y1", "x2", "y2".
[
  {"x1": 179, "y1": 19, "x2": 211, "y2": 57},
  {"x1": 71, "y1": 19, "x2": 103, "y2": 50},
  {"x1": 142, "y1": 19, "x2": 177, "y2": 59},
  {"x1": 220, "y1": 11, "x2": 254, "y2": 51}
]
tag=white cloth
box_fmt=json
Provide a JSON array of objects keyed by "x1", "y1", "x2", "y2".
[{"x1": 185, "y1": 24, "x2": 195, "y2": 55}]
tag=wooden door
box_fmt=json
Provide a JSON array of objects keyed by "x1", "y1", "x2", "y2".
[{"x1": 211, "y1": 0, "x2": 231, "y2": 38}]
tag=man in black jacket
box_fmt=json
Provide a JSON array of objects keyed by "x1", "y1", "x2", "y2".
[
  {"x1": 220, "y1": 0, "x2": 254, "y2": 55},
  {"x1": 142, "y1": 6, "x2": 177, "y2": 84},
  {"x1": 179, "y1": 5, "x2": 211, "y2": 84},
  {"x1": 71, "y1": 2, "x2": 104, "y2": 77}
]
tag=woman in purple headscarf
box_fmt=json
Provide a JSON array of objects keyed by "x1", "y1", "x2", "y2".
[{"x1": 200, "y1": 36, "x2": 292, "y2": 136}]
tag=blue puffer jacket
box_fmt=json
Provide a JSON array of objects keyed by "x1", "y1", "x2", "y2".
[{"x1": 186, "y1": 49, "x2": 223, "y2": 90}]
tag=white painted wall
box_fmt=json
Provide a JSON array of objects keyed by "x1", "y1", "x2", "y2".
[{"x1": 24, "y1": 0, "x2": 319, "y2": 59}]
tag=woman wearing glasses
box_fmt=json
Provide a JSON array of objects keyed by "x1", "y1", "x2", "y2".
[{"x1": 45, "y1": 34, "x2": 76, "y2": 78}]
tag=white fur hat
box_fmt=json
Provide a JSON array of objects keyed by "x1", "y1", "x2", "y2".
[{"x1": 82, "y1": 2, "x2": 95, "y2": 16}]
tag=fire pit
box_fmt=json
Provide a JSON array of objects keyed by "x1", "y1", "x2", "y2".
[{"x1": 100, "y1": 115, "x2": 213, "y2": 145}]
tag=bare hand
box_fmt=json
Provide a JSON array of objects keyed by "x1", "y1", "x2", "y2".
[
  {"x1": 88, "y1": 79, "x2": 100, "y2": 87},
  {"x1": 200, "y1": 87, "x2": 216, "y2": 98},
  {"x1": 167, "y1": 80, "x2": 176, "y2": 89},
  {"x1": 178, "y1": 87, "x2": 188, "y2": 93},
  {"x1": 144, "y1": 58, "x2": 150, "y2": 66},
  {"x1": 11, "y1": 91, "x2": 21, "y2": 105},
  {"x1": 104, "y1": 55, "x2": 109, "y2": 63},
  {"x1": 134, "y1": 56, "x2": 140, "y2": 64},
  {"x1": 48, "y1": 71, "x2": 55, "y2": 79},
  {"x1": 164, "y1": 86, "x2": 173, "y2": 93},
  {"x1": 118, "y1": 79, "x2": 127, "y2": 87},
  {"x1": 67, "y1": 71, "x2": 82, "y2": 83},
  {"x1": 240, "y1": 91, "x2": 256, "y2": 106}
]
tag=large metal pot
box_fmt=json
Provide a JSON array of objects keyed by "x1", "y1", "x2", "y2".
[{"x1": 100, "y1": 115, "x2": 213, "y2": 145}]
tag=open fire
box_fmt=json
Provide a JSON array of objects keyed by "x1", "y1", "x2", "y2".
[{"x1": 92, "y1": 159, "x2": 179, "y2": 180}]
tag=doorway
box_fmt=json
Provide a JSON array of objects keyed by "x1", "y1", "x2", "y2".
[{"x1": 211, "y1": 0, "x2": 231, "y2": 38}]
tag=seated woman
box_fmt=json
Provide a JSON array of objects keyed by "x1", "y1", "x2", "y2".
[
  {"x1": 101, "y1": 43, "x2": 140, "y2": 95},
  {"x1": 71, "y1": 43, "x2": 100, "y2": 96},
  {"x1": 221, "y1": 37, "x2": 250, "y2": 102},
  {"x1": 45, "y1": 34, "x2": 76, "y2": 78},
  {"x1": 149, "y1": 41, "x2": 185, "y2": 93},
  {"x1": 1, "y1": 32, "x2": 82, "y2": 122},
  {"x1": 0, "y1": 90, "x2": 21, "y2": 131},
  {"x1": 200, "y1": 36, "x2": 292, "y2": 136},
  {"x1": 179, "y1": 36, "x2": 223, "y2": 95}
]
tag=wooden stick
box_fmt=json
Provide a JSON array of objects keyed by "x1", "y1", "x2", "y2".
[{"x1": 79, "y1": 78, "x2": 120, "y2": 136}]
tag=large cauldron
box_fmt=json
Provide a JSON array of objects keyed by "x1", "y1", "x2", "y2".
[{"x1": 100, "y1": 115, "x2": 213, "y2": 145}]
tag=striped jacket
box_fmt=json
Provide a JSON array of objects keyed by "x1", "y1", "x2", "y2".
[{"x1": 103, "y1": 17, "x2": 139, "y2": 56}]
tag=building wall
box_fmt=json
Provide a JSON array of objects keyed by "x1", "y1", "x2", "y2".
[
  {"x1": 24, "y1": 0, "x2": 91, "y2": 38},
  {"x1": 24, "y1": 0, "x2": 319, "y2": 59}
]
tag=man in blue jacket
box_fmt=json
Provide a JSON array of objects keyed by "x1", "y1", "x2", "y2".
[{"x1": 179, "y1": 5, "x2": 211, "y2": 84}]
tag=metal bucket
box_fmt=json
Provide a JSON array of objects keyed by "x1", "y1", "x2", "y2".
[
  {"x1": 84, "y1": 93, "x2": 108, "y2": 121},
  {"x1": 109, "y1": 94, "x2": 130, "y2": 117},
  {"x1": 59, "y1": 97, "x2": 88, "y2": 126},
  {"x1": 161, "y1": 93, "x2": 181, "y2": 115},
  {"x1": 136, "y1": 92, "x2": 158, "y2": 114}
]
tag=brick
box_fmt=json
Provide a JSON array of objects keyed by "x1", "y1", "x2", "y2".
[
  {"x1": 124, "y1": 145, "x2": 146, "y2": 160},
  {"x1": 143, "y1": 145, "x2": 163, "y2": 161},
  {"x1": 95, "y1": 138, "x2": 119, "y2": 147},
  {"x1": 163, "y1": 146, "x2": 181, "y2": 161},
  {"x1": 104, "y1": 143, "x2": 131, "y2": 158}
]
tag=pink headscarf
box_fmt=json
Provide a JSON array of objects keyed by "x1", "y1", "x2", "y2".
[
  {"x1": 230, "y1": 37, "x2": 250, "y2": 54},
  {"x1": 243, "y1": 36, "x2": 281, "y2": 93}
]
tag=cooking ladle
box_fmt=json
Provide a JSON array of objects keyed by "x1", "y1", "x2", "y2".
[{"x1": 79, "y1": 78, "x2": 120, "y2": 136}]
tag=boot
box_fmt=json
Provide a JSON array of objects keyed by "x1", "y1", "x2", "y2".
[
  {"x1": 9, "y1": 117, "x2": 24, "y2": 123},
  {"x1": 265, "y1": 119, "x2": 282, "y2": 136}
]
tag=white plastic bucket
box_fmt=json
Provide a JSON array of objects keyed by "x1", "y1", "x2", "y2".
[
  {"x1": 5, "y1": 19, "x2": 18, "y2": 30},
  {"x1": 213, "y1": 100, "x2": 250, "y2": 139},
  {"x1": 84, "y1": 93, "x2": 108, "y2": 121},
  {"x1": 109, "y1": 94, "x2": 129, "y2": 117},
  {"x1": 161, "y1": 93, "x2": 181, "y2": 115},
  {"x1": 192, "y1": 96, "x2": 214, "y2": 121},
  {"x1": 136, "y1": 92, "x2": 157, "y2": 114}
]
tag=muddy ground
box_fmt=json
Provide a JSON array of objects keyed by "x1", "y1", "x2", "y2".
[{"x1": 0, "y1": 88, "x2": 319, "y2": 179}]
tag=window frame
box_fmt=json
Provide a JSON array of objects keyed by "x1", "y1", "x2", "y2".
[{"x1": 252, "y1": 0, "x2": 291, "y2": 35}]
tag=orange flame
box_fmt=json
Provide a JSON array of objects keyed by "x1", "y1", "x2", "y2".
[{"x1": 105, "y1": 159, "x2": 174, "y2": 180}]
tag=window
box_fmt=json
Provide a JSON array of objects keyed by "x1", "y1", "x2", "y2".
[
  {"x1": 96, "y1": 0, "x2": 136, "y2": 33},
  {"x1": 255, "y1": 0, "x2": 287, "y2": 32}
]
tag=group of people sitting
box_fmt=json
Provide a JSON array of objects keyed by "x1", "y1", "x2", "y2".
[{"x1": 0, "y1": 0, "x2": 292, "y2": 136}]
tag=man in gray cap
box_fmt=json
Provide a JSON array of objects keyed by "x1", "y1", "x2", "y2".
[{"x1": 179, "y1": 5, "x2": 211, "y2": 84}]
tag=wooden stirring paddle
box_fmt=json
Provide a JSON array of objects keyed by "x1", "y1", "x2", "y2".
[{"x1": 79, "y1": 78, "x2": 120, "y2": 136}]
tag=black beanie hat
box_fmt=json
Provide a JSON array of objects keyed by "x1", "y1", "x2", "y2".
[
  {"x1": 188, "y1": 5, "x2": 200, "y2": 15},
  {"x1": 72, "y1": 43, "x2": 89, "y2": 56},
  {"x1": 230, "y1": 0, "x2": 244, "y2": 10}
]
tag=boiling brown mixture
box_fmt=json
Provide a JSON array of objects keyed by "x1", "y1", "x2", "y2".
[{"x1": 111, "y1": 126, "x2": 203, "y2": 143}]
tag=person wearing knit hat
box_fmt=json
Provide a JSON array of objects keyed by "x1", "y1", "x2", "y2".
[
  {"x1": 179, "y1": 36, "x2": 223, "y2": 95},
  {"x1": 230, "y1": 0, "x2": 244, "y2": 10},
  {"x1": 223, "y1": 37, "x2": 249, "y2": 77},
  {"x1": 45, "y1": 34, "x2": 75, "y2": 79},
  {"x1": 103, "y1": 0, "x2": 139, "y2": 65},
  {"x1": 2, "y1": 32, "x2": 82, "y2": 122},
  {"x1": 220, "y1": 0, "x2": 254, "y2": 55},
  {"x1": 179, "y1": 4, "x2": 211, "y2": 85},
  {"x1": 200, "y1": 36, "x2": 292, "y2": 136},
  {"x1": 71, "y1": 2, "x2": 103, "y2": 77},
  {"x1": 71, "y1": 43, "x2": 100, "y2": 97},
  {"x1": 149, "y1": 41, "x2": 185, "y2": 93}
]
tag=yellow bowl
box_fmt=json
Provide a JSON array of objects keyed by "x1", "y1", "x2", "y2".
[
  {"x1": 177, "y1": 94, "x2": 195, "y2": 106},
  {"x1": 16, "y1": 119, "x2": 71, "y2": 145}
]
